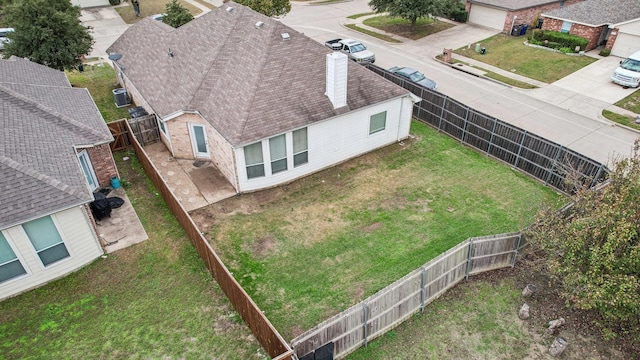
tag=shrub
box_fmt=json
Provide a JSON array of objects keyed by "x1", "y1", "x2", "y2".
[
  {"x1": 599, "y1": 49, "x2": 611, "y2": 57},
  {"x1": 529, "y1": 30, "x2": 588, "y2": 52},
  {"x1": 108, "y1": 0, "x2": 121, "y2": 5},
  {"x1": 559, "y1": 47, "x2": 572, "y2": 54}
]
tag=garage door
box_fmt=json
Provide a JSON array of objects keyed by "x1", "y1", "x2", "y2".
[
  {"x1": 611, "y1": 33, "x2": 640, "y2": 58},
  {"x1": 468, "y1": 5, "x2": 507, "y2": 30}
]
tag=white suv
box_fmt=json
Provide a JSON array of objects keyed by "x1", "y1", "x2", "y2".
[{"x1": 0, "y1": 28, "x2": 14, "y2": 51}]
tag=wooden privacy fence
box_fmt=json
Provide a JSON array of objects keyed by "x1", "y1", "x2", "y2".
[
  {"x1": 291, "y1": 232, "x2": 524, "y2": 359},
  {"x1": 365, "y1": 64, "x2": 608, "y2": 193},
  {"x1": 107, "y1": 120, "x2": 130, "y2": 152},
  {"x1": 128, "y1": 114, "x2": 161, "y2": 146},
  {"x1": 117, "y1": 119, "x2": 294, "y2": 360}
]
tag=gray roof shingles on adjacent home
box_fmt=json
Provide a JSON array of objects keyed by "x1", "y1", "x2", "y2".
[
  {"x1": 0, "y1": 56, "x2": 113, "y2": 230},
  {"x1": 468, "y1": 0, "x2": 563, "y2": 11},
  {"x1": 106, "y1": 2, "x2": 410, "y2": 147},
  {"x1": 543, "y1": 0, "x2": 640, "y2": 26}
]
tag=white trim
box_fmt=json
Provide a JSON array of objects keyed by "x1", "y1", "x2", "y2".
[
  {"x1": 77, "y1": 150, "x2": 99, "y2": 192},
  {"x1": 188, "y1": 123, "x2": 210, "y2": 158},
  {"x1": 0, "y1": 230, "x2": 30, "y2": 284}
]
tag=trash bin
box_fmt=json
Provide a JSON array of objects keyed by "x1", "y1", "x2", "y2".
[
  {"x1": 511, "y1": 24, "x2": 522, "y2": 36},
  {"x1": 536, "y1": 18, "x2": 543, "y2": 29},
  {"x1": 110, "y1": 176, "x2": 121, "y2": 189},
  {"x1": 480, "y1": 47, "x2": 486, "y2": 55},
  {"x1": 520, "y1": 24, "x2": 529, "y2": 35},
  {"x1": 475, "y1": 43, "x2": 481, "y2": 53}
]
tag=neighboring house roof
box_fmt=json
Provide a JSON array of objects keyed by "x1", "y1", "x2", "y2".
[
  {"x1": 0, "y1": 56, "x2": 113, "y2": 230},
  {"x1": 468, "y1": 0, "x2": 563, "y2": 11},
  {"x1": 106, "y1": 2, "x2": 409, "y2": 147},
  {"x1": 542, "y1": 0, "x2": 640, "y2": 26}
]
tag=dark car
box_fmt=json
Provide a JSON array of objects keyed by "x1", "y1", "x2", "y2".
[{"x1": 389, "y1": 66, "x2": 437, "y2": 91}]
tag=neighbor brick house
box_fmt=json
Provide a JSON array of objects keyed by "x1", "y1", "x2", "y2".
[
  {"x1": 106, "y1": 2, "x2": 418, "y2": 193},
  {"x1": 465, "y1": 0, "x2": 584, "y2": 32},
  {"x1": 0, "y1": 57, "x2": 117, "y2": 300},
  {"x1": 541, "y1": 0, "x2": 640, "y2": 57}
]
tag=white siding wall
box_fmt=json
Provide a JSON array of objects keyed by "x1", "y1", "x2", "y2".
[
  {"x1": 236, "y1": 97, "x2": 411, "y2": 192},
  {"x1": 0, "y1": 207, "x2": 103, "y2": 301}
]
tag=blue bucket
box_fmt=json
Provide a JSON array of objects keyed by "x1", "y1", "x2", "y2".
[{"x1": 110, "y1": 176, "x2": 121, "y2": 189}]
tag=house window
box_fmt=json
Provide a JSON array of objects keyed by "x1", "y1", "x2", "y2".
[
  {"x1": 561, "y1": 21, "x2": 572, "y2": 33},
  {"x1": 23, "y1": 216, "x2": 70, "y2": 267},
  {"x1": 0, "y1": 232, "x2": 26, "y2": 283},
  {"x1": 293, "y1": 128, "x2": 308, "y2": 167},
  {"x1": 158, "y1": 118, "x2": 167, "y2": 136},
  {"x1": 369, "y1": 111, "x2": 387, "y2": 134},
  {"x1": 269, "y1": 134, "x2": 287, "y2": 174},
  {"x1": 244, "y1": 142, "x2": 265, "y2": 179}
]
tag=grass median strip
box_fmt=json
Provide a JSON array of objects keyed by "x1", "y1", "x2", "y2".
[{"x1": 345, "y1": 24, "x2": 401, "y2": 43}]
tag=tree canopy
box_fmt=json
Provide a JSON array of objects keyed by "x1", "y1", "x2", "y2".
[
  {"x1": 163, "y1": 0, "x2": 194, "y2": 28},
  {"x1": 528, "y1": 146, "x2": 640, "y2": 335},
  {"x1": 1, "y1": 0, "x2": 93, "y2": 71},
  {"x1": 368, "y1": 0, "x2": 445, "y2": 32},
  {"x1": 233, "y1": 0, "x2": 291, "y2": 18}
]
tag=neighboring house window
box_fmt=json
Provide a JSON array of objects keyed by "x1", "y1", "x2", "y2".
[
  {"x1": 158, "y1": 118, "x2": 167, "y2": 136},
  {"x1": 269, "y1": 134, "x2": 287, "y2": 174},
  {"x1": 369, "y1": 111, "x2": 387, "y2": 134},
  {"x1": 0, "y1": 232, "x2": 26, "y2": 283},
  {"x1": 293, "y1": 128, "x2": 308, "y2": 167},
  {"x1": 561, "y1": 21, "x2": 572, "y2": 33},
  {"x1": 23, "y1": 216, "x2": 70, "y2": 267},
  {"x1": 244, "y1": 142, "x2": 265, "y2": 179}
]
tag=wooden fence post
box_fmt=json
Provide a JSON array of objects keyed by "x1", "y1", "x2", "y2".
[
  {"x1": 465, "y1": 238, "x2": 473, "y2": 281},
  {"x1": 363, "y1": 302, "x2": 368, "y2": 347}
]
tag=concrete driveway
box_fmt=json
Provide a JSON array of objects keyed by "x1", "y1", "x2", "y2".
[{"x1": 80, "y1": 6, "x2": 130, "y2": 59}]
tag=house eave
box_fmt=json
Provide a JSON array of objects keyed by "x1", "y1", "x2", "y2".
[{"x1": 0, "y1": 201, "x2": 90, "y2": 232}]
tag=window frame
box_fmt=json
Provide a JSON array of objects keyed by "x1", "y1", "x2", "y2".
[
  {"x1": 369, "y1": 111, "x2": 387, "y2": 135},
  {"x1": 23, "y1": 216, "x2": 70, "y2": 267},
  {"x1": 0, "y1": 231, "x2": 27, "y2": 284},
  {"x1": 292, "y1": 128, "x2": 308, "y2": 168},
  {"x1": 560, "y1": 21, "x2": 572, "y2": 33},
  {"x1": 269, "y1": 134, "x2": 288, "y2": 174},
  {"x1": 244, "y1": 141, "x2": 265, "y2": 179}
]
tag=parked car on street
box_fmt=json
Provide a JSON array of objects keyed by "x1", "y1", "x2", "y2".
[
  {"x1": 325, "y1": 38, "x2": 375, "y2": 64},
  {"x1": 389, "y1": 66, "x2": 437, "y2": 91},
  {"x1": 0, "y1": 28, "x2": 14, "y2": 51}
]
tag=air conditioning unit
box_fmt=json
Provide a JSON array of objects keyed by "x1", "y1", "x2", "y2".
[{"x1": 112, "y1": 88, "x2": 130, "y2": 108}]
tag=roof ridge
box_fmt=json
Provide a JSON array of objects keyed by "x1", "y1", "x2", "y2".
[
  {"x1": 0, "y1": 155, "x2": 90, "y2": 201},
  {"x1": 237, "y1": 13, "x2": 280, "y2": 143},
  {"x1": 0, "y1": 85, "x2": 108, "y2": 142}
]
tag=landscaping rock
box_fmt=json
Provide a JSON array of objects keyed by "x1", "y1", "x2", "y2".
[
  {"x1": 522, "y1": 283, "x2": 536, "y2": 297},
  {"x1": 519, "y1": 303, "x2": 530, "y2": 320},
  {"x1": 549, "y1": 337, "x2": 568, "y2": 356}
]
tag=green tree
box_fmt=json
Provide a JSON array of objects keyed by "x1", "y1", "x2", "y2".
[
  {"x1": 528, "y1": 146, "x2": 640, "y2": 335},
  {"x1": 1, "y1": 0, "x2": 92, "y2": 71},
  {"x1": 368, "y1": 0, "x2": 446, "y2": 32},
  {"x1": 233, "y1": 0, "x2": 291, "y2": 18},
  {"x1": 163, "y1": 0, "x2": 193, "y2": 28}
]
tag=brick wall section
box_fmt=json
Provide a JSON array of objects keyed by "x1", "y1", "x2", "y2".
[
  {"x1": 82, "y1": 144, "x2": 119, "y2": 187},
  {"x1": 167, "y1": 113, "x2": 203, "y2": 160},
  {"x1": 541, "y1": 17, "x2": 603, "y2": 51},
  {"x1": 605, "y1": 28, "x2": 619, "y2": 51},
  {"x1": 503, "y1": 0, "x2": 583, "y2": 33},
  {"x1": 205, "y1": 123, "x2": 237, "y2": 191}
]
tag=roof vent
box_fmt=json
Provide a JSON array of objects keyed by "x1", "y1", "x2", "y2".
[
  {"x1": 255, "y1": 21, "x2": 264, "y2": 29},
  {"x1": 225, "y1": 6, "x2": 233, "y2": 12},
  {"x1": 281, "y1": 33, "x2": 290, "y2": 41}
]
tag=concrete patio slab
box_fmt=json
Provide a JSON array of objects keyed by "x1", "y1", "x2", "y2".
[
  {"x1": 95, "y1": 187, "x2": 149, "y2": 253},
  {"x1": 143, "y1": 142, "x2": 237, "y2": 212}
]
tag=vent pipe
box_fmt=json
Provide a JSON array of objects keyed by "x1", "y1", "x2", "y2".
[{"x1": 325, "y1": 52, "x2": 348, "y2": 109}]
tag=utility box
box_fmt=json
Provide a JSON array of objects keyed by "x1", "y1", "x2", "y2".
[{"x1": 113, "y1": 88, "x2": 130, "y2": 108}]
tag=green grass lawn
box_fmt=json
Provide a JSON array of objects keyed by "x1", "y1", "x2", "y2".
[
  {"x1": 192, "y1": 121, "x2": 563, "y2": 340},
  {"x1": 0, "y1": 152, "x2": 262, "y2": 359},
  {"x1": 362, "y1": 15, "x2": 455, "y2": 40},
  {"x1": 66, "y1": 65, "x2": 131, "y2": 122},
  {"x1": 615, "y1": 88, "x2": 640, "y2": 114},
  {"x1": 454, "y1": 33, "x2": 597, "y2": 83},
  {"x1": 114, "y1": 0, "x2": 204, "y2": 24},
  {"x1": 602, "y1": 90, "x2": 640, "y2": 128}
]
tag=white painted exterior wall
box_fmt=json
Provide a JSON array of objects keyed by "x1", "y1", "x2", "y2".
[
  {"x1": 0, "y1": 206, "x2": 103, "y2": 301},
  {"x1": 235, "y1": 96, "x2": 414, "y2": 192},
  {"x1": 611, "y1": 20, "x2": 640, "y2": 58}
]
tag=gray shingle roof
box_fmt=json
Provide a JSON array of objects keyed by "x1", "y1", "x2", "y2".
[
  {"x1": 468, "y1": 0, "x2": 562, "y2": 11},
  {"x1": 543, "y1": 0, "x2": 640, "y2": 26},
  {"x1": 0, "y1": 57, "x2": 113, "y2": 230},
  {"x1": 107, "y1": 2, "x2": 410, "y2": 147}
]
